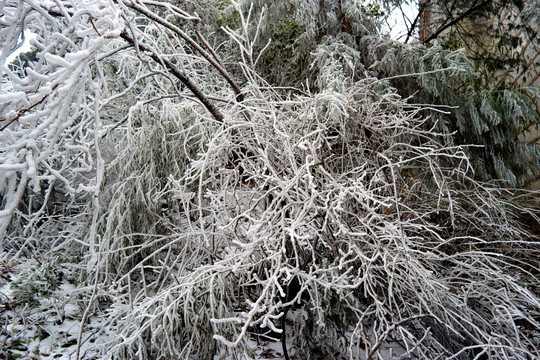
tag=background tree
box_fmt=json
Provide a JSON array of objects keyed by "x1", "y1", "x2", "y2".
[{"x1": 390, "y1": 0, "x2": 540, "y2": 186}]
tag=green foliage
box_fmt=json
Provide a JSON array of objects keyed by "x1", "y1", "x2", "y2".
[
  {"x1": 8, "y1": 49, "x2": 39, "y2": 77},
  {"x1": 361, "y1": 2, "x2": 386, "y2": 18},
  {"x1": 11, "y1": 261, "x2": 61, "y2": 307},
  {"x1": 226, "y1": 0, "x2": 381, "y2": 86},
  {"x1": 370, "y1": 40, "x2": 540, "y2": 186},
  {"x1": 80, "y1": 105, "x2": 211, "y2": 277},
  {"x1": 204, "y1": 0, "x2": 539, "y2": 186},
  {"x1": 265, "y1": 19, "x2": 304, "y2": 64}
]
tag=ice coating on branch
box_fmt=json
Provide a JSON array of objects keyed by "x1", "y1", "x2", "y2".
[
  {"x1": 0, "y1": 91, "x2": 26, "y2": 104},
  {"x1": 44, "y1": 53, "x2": 71, "y2": 68},
  {"x1": 0, "y1": 1, "x2": 538, "y2": 359},
  {"x1": 0, "y1": 0, "x2": 122, "y2": 241},
  {"x1": 77, "y1": 0, "x2": 123, "y2": 35}
]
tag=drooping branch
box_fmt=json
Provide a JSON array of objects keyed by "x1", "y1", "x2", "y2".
[
  {"x1": 120, "y1": 31, "x2": 224, "y2": 122},
  {"x1": 125, "y1": 0, "x2": 244, "y2": 102},
  {"x1": 42, "y1": 3, "x2": 225, "y2": 122}
]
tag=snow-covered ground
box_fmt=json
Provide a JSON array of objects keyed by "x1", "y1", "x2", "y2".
[
  {"x1": 0, "y1": 258, "x2": 412, "y2": 360},
  {"x1": 0, "y1": 259, "x2": 113, "y2": 360}
]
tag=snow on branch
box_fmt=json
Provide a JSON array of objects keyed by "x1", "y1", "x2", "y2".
[
  {"x1": 0, "y1": 0, "x2": 240, "y2": 243},
  {"x1": 0, "y1": 1, "x2": 538, "y2": 359}
]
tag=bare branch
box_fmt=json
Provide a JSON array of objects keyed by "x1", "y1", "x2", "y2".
[
  {"x1": 119, "y1": 30, "x2": 224, "y2": 122},
  {"x1": 125, "y1": 0, "x2": 244, "y2": 101},
  {"x1": 422, "y1": 0, "x2": 493, "y2": 44}
]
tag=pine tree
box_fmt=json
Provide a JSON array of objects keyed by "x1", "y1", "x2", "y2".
[{"x1": 407, "y1": 0, "x2": 540, "y2": 186}]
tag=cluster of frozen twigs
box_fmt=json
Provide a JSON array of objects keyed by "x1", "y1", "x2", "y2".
[
  {"x1": 94, "y1": 81, "x2": 540, "y2": 359},
  {"x1": 1, "y1": 0, "x2": 539, "y2": 359},
  {"x1": 0, "y1": 0, "x2": 125, "y2": 251}
]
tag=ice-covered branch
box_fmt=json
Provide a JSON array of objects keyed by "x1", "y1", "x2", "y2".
[
  {"x1": 0, "y1": 0, "x2": 245, "y2": 241},
  {"x1": 1, "y1": 1, "x2": 538, "y2": 359}
]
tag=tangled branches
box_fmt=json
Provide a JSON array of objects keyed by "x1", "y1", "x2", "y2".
[
  {"x1": 96, "y1": 77, "x2": 539, "y2": 358},
  {"x1": 0, "y1": 1, "x2": 538, "y2": 359}
]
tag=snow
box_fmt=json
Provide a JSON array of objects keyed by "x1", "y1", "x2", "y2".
[
  {"x1": 0, "y1": 259, "x2": 412, "y2": 360},
  {"x1": 1, "y1": 1, "x2": 537, "y2": 358},
  {"x1": 4, "y1": 31, "x2": 36, "y2": 65},
  {"x1": 43, "y1": 54, "x2": 71, "y2": 69},
  {"x1": 0, "y1": 260, "x2": 114, "y2": 360},
  {"x1": 0, "y1": 91, "x2": 26, "y2": 103}
]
